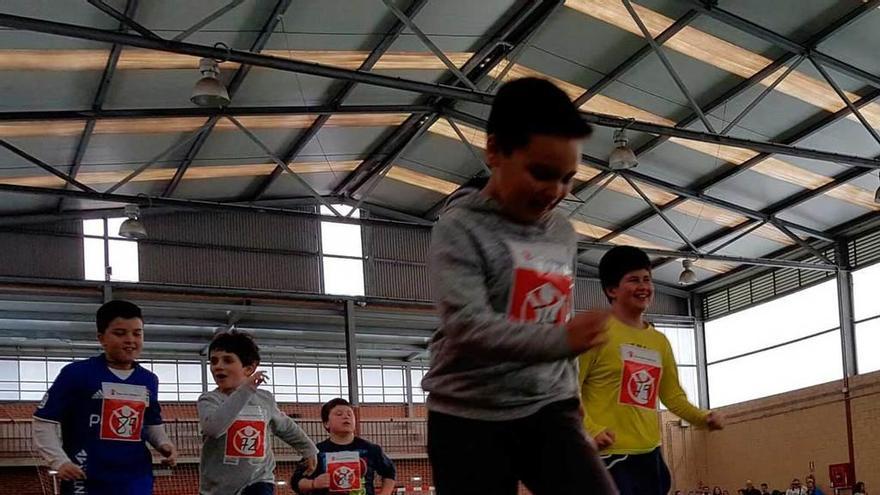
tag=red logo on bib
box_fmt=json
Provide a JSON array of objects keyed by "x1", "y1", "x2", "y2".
[
  {"x1": 100, "y1": 399, "x2": 146, "y2": 441},
  {"x1": 510, "y1": 270, "x2": 572, "y2": 324},
  {"x1": 618, "y1": 346, "x2": 662, "y2": 410},
  {"x1": 225, "y1": 420, "x2": 266, "y2": 458},
  {"x1": 327, "y1": 452, "x2": 363, "y2": 492}
]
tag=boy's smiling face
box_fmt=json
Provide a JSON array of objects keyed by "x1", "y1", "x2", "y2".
[
  {"x1": 485, "y1": 134, "x2": 580, "y2": 224},
  {"x1": 606, "y1": 268, "x2": 654, "y2": 313},
  {"x1": 98, "y1": 317, "x2": 143, "y2": 367}
]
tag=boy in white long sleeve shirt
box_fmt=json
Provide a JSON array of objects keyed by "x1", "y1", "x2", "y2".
[{"x1": 198, "y1": 331, "x2": 318, "y2": 495}]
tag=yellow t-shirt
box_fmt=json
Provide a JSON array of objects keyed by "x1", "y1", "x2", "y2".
[{"x1": 578, "y1": 316, "x2": 708, "y2": 455}]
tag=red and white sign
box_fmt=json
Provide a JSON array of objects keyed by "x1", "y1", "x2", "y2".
[
  {"x1": 99, "y1": 383, "x2": 148, "y2": 442},
  {"x1": 224, "y1": 407, "x2": 267, "y2": 459},
  {"x1": 327, "y1": 451, "x2": 362, "y2": 492},
  {"x1": 506, "y1": 241, "x2": 573, "y2": 324},
  {"x1": 618, "y1": 344, "x2": 663, "y2": 410}
]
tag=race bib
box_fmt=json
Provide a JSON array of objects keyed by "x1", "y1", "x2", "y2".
[
  {"x1": 327, "y1": 451, "x2": 362, "y2": 492},
  {"x1": 224, "y1": 406, "x2": 267, "y2": 460},
  {"x1": 506, "y1": 241, "x2": 573, "y2": 324},
  {"x1": 618, "y1": 344, "x2": 662, "y2": 410},
  {"x1": 99, "y1": 383, "x2": 148, "y2": 442}
]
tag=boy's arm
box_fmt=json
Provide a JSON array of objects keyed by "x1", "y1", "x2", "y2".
[
  {"x1": 658, "y1": 337, "x2": 709, "y2": 427},
  {"x1": 267, "y1": 394, "x2": 318, "y2": 457},
  {"x1": 431, "y1": 218, "x2": 574, "y2": 362},
  {"x1": 577, "y1": 351, "x2": 608, "y2": 437},
  {"x1": 368, "y1": 444, "x2": 396, "y2": 495},
  {"x1": 197, "y1": 385, "x2": 257, "y2": 438},
  {"x1": 32, "y1": 419, "x2": 72, "y2": 470}
]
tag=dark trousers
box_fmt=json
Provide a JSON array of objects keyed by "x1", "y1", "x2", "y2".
[
  {"x1": 428, "y1": 399, "x2": 617, "y2": 495},
  {"x1": 602, "y1": 448, "x2": 671, "y2": 495},
  {"x1": 61, "y1": 475, "x2": 152, "y2": 495},
  {"x1": 241, "y1": 482, "x2": 275, "y2": 495}
]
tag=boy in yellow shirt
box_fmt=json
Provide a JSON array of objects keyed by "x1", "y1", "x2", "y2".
[{"x1": 579, "y1": 246, "x2": 724, "y2": 494}]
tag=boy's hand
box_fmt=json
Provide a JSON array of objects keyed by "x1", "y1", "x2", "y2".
[
  {"x1": 56, "y1": 462, "x2": 86, "y2": 481},
  {"x1": 158, "y1": 443, "x2": 178, "y2": 467},
  {"x1": 706, "y1": 411, "x2": 724, "y2": 430},
  {"x1": 247, "y1": 370, "x2": 269, "y2": 390},
  {"x1": 565, "y1": 311, "x2": 610, "y2": 353},
  {"x1": 304, "y1": 454, "x2": 317, "y2": 476},
  {"x1": 312, "y1": 473, "x2": 330, "y2": 489},
  {"x1": 594, "y1": 429, "x2": 615, "y2": 450}
]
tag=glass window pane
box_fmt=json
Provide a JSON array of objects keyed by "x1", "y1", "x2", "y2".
[
  {"x1": 108, "y1": 239, "x2": 139, "y2": 282},
  {"x1": 856, "y1": 319, "x2": 880, "y2": 374},
  {"x1": 21, "y1": 391, "x2": 45, "y2": 400},
  {"x1": 853, "y1": 262, "x2": 880, "y2": 321},
  {"x1": 383, "y1": 368, "x2": 404, "y2": 387},
  {"x1": 83, "y1": 219, "x2": 104, "y2": 237},
  {"x1": 0, "y1": 391, "x2": 18, "y2": 400},
  {"x1": 319, "y1": 368, "x2": 341, "y2": 386},
  {"x1": 322, "y1": 257, "x2": 364, "y2": 296},
  {"x1": 707, "y1": 331, "x2": 842, "y2": 408},
  {"x1": 299, "y1": 394, "x2": 320, "y2": 402},
  {"x1": 0, "y1": 360, "x2": 17, "y2": 381},
  {"x1": 47, "y1": 361, "x2": 71, "y2": 381},
  {"x1": 321, "y1": 222, "x2": 363, "y2": 258},
  {"x1": 297, "y1": 367, "x2": 318, "y2": 385},
  {"x1": 656, "y1": 326, "x2": 696, "y2": 365},
  {"x1": 178, "y1": 364, "x2": 201, "y2": 384},
  {"x1": 179, "y1": 392, "x2": 200, "y2": 401},
  {"x1": 20, "y1": 361, "x2": 46, "y2": 382},
  {"x1": 152, "y1": 363, "x2": 177, "y2": 383},
  {"x1": 274, "y1": 366, "x2": 296, "y2": 386},
  {"x1": 83, "y1": 237, "x2": 105, "y2": 281},
  {"x1": 361, "y1": 369, "x2": 382, "y2": 387},
  {"x1": 705, "y1": 280, "x2": 839, "y2": 362}
]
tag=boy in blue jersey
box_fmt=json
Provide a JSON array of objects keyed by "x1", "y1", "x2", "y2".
[{"x1": 32, "y1": 300, "x2": 176, "y2": 495}]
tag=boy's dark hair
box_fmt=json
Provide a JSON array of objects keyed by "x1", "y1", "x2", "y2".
[
  {"x1": 96, "y1": 300, "x2": 142, "y2": 333},
  {"x1": 208, "y1": 330, "x2": 260, "y2": 367},
  {"x1": 487, "y1": 77, "x2": 592, "y2": 155},
  {"x1": 321, "y1": 398, "x2": 352, "y2": 423},
  {"x1": 599, "y1": 246, "x2": 652, "y2": 301}
]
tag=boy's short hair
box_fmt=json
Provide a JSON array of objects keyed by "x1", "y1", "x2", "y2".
[
  {"x1": 96, "y1": 300, "x2": 142, "y2": 333},
  {"x1": 321, "y1": 398, "x2": 352, "y2": 423},
  {"x1": 487, "y1": 77, "x2": 592, "y2": 155},
  {"x1": 208, "y1": 330, "x2": 260, "y2": 367},
  {"x1": 599, "y1": 246, "x2": 652, "y2": 300}
]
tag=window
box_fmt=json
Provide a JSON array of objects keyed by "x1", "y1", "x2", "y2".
[
  {"x1": 410, "y1": 367, "x2": 428, "y2": 403},
  {"x1": 705, "y1": 280, "x2": 843, "y2": 407},
  {"x1": 0, "y1": 358, "x2": 73, "y2": 400},
  {"x1": 853, "y1": 262, "x2": 880, "y2": 373},
  {"x1": 320, "y1": 205, "x2": 364, "y2": 296},
  {"x1": 656, "y1": 325, "x2": 699, "y2": 407},
  {"x1": 82, "y1": 218, "x2": 139, "y2": 282}
]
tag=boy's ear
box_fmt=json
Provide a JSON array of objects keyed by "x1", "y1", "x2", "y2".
[
  {"x1": 485, "y1": 135, "x2": 500, "y2": 170},
  {"x1": 243, "y1": 362, "x2": 258, "y2": 375}
]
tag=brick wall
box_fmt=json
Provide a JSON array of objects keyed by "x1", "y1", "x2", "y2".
[{"x1": 662, "y1": 370, "x2": 880, "y2": 493}]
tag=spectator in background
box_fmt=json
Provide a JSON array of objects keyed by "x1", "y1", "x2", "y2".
[
  {"x1": 787, "y1": 479, "x2": 807, "y2": 495},
  {"x1": 745, "y1": 481, "x2": 762, "y2": 495},
  {"x1": 761, "y1": 483, "x2": 771, "y2": 495},
  {"x1": 805, "y1": 476, "x2": 825, "y2": 495},
  {"x1": 723, "y1": 490, "x2": 730, "y2": 495},
  {"x1": 713, "y1": 487, "x2": 723, "y2": 495},
  {"x1": 854, "y1": 482, "x2": 867, "y2": 495}
]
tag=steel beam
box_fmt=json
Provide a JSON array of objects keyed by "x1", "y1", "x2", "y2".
[
  {"x1": 568, "y1": 172, "x2": 616, "y2": 218},
  {"x1": 622, "y1": 174, "x2": 699, "y2": 252},
  {"x1": 163, "y1": 0, "x2": 294, "y2": 197},
  {"x1": 811, "y1": 56, "x2": 880, "y2": 148},
  {"x1": 172, "y1": 0, "x2": 246, "y2": 42},
  {"x1": 692, "y1": 296, "x2": 710, "y2": 409},
  {"x1": 344, "y1": 300, "x2": 360, "y2": 406},
  {"x1": 623, "y1": 0, "x2": 715, "y2": 133},
  {"x1": 719, "y1": 55, "x2": 805, "y2": 135},
  {"x1": 333, "y1": 1, "x2": 564, "y2": 198},
  {"x1": 87, "y1": 0, "x2": 158, "y2": 39},
  {"x1": 577, "y1": 240, "x2": 836, "y2": 271},
  {"x1": 0, "y1": 140, "x2": 96, "y2": 193},
  {"x1": 573, "y1": 10, "x2": 699, "y2": 108},
  {"x1": 835, "y1": 242, "x2": 858, "y2": 377},
  {"x1": 247, "y1": 0, "x2": 431, "y2": 202},
  {"x1": 688, "y1": 0, "x2": 880, "y2": 91}
]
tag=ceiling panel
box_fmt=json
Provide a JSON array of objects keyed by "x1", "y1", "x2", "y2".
[
  {"x1": 719, "y1": 0, "x2": 863, "y2": 43},
  {"x1": 0, "y1": 71, "x2": 101, "y2": 111},
  {"x1": 707, "y1": 168, "x2": 808, "y2": 211},
  {"x1": 1, "y1": 135, "x2": 81, "y2": 168},
  {"x1": 776, "y1": 193, "x2": 873, "y2": 232},
  {"x1": 818, "y1": 7, "x2": 880, "y2": 76},
  {"x1": 366, "y1": 179, "x2": 449, "y2": 216},
  {"x1": 400, "y1": 134, "x2": 483, "y2": 182},
  {"x1": 83, "y1": 132, "x2": 207, "y2": 166}
]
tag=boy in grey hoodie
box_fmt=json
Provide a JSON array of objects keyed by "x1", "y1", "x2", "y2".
[
  {"x1": 422, "y1": 77, "x2": 617, "y2": 495},
  {"x1": 198, "y1": 331, "x2": 318, "y2": 495}
]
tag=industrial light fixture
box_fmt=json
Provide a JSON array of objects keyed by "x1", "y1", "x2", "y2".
[
  {"x1": 678, "y1": 259, "x2": 697, "y2": 285},
  {"x1": 191, "y1": 57, "x2": 230, "y2": 107},
  {"x1": 609, "y1": 128, "x2": 638, "y2": 170},
  {"x1": 118, "y1": 205, "x2": 147, "y2": 239}
]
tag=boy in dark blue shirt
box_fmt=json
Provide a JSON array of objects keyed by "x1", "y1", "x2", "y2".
[
  {"x1": 32, "y1": 300, "x2": 176, "y2": 495},
  {"x1": 293, "y1": 398, "x2": 396, "y2": 495}
]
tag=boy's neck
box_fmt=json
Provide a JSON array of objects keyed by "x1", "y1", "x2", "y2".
[
  {"x1": 105, "y1": 357, "x2": 134, "y2": 370},
  {"x1": 329, "y1": 432, "x2": 356, "y2": 445},
  {"x1": 611, "y1": 304, "x2": 645, "y2": 329}
]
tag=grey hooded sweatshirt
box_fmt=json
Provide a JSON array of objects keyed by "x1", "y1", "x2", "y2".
[{"x1": 421, "y1": 189, "x2": 580, "y2": 421}]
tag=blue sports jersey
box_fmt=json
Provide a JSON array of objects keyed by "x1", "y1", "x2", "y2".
[{"x1": 34, "y1": 354, "x2": 162, "y2": 486}]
